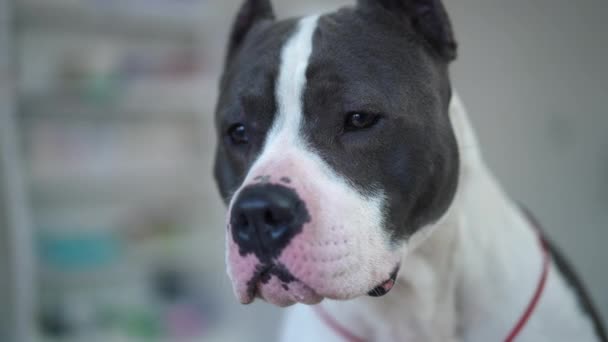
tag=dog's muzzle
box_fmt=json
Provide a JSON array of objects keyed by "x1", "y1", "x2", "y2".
[
  {"x1": 225, "y1": 169, "x2": 401, "y2": 306},
  {"x1": 227, "y1": 183, "x2": 322, "y2": 306}
]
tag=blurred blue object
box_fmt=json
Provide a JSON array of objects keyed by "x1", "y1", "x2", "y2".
[{"x1": 38, "y1": 229, "x2": 123, "y2": 271}]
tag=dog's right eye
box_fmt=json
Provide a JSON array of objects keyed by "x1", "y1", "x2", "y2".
[
  {"x1": 227, "y1": 123, "x2": 249, "y2": 145},
  {"x1": 344, "y1": 112, "x2": 381, "y2": 132}
]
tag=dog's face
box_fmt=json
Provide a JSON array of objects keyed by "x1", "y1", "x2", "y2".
[{"x1": 214, "y1": 0, "x2": 459, "y2": 306}]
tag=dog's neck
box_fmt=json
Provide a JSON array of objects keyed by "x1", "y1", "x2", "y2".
[{"x1": 319, "y1": 94, "x2": 545, "y2": 341}]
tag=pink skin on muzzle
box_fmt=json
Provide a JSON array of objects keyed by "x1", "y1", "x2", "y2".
[
  {"x1": 226, "y1": 155, "x2": 401, "y2": 307},
  {"x1": 226, "y1": 225, "x2": 323, "y2": 306}
]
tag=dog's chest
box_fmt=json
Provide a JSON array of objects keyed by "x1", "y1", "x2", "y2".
[
  {"x1": 281, "y1": 291, "x2": 459, "y2": 342},
  {"x1": 281, "y1": 253, "x2": 460, "y2": 342},
  {"x1": 368, "y1": 254, "x2": 459, "y2": 341}
]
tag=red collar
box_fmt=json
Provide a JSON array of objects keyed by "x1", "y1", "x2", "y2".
[{"x1": 313, "y1": 222, "x2": 551, "y2": 342}]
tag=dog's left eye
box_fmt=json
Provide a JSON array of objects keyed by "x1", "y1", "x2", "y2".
[
  {"x1": 227, "y1": 123, "x2": 249, "y2": 145},
  {"x1": 344, "y1": 112, "x2": 381, "y2": 132}
]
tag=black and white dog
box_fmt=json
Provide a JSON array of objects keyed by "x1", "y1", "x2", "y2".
[{"x1": 213, "y1": 0, "x2": 607, "y2": 340}]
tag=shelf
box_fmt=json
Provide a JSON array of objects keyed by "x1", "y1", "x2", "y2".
[
  {"x1": 19, "y1": 77, "x2": 218, "y2": 121},
  {"x1": 20, "y1": 96, "x2": 205, "y2": 121},
  {"x1": 28, "y1": 170, "x2": 209, "y2": 204},
  {"x1": 16, "y1": 0, "x2": 209, "y2": 41}
]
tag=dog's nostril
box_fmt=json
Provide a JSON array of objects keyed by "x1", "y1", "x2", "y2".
[
  {"x1": 237, "y1": 230, "x2": 251, "y2": 241},
  {"x1": 237, "y1": 214, "x2": 249, "y2": 226},
  {"x1": 264, "y1": 209, "x2": 278, "y2": 225},
  {"x1": 264, "y1": 207, "x2": 292, "y2": 226},
  {"x1": 262, "y1": 208, "x2": 292, "y2": 241},
  {"x1": 236, "y1": 214, "x2": 251, "y2": 241},
  {"x1": 237, "y1": 215, "x2": 251, "y2": 241},
  {"x1": 269, "y1": 225, "x2": 288, "y2": 240},
  {"x1": 230, "y1": 184, "x2": 309, "y2": 257}
]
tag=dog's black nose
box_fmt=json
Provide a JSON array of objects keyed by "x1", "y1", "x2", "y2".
[{"x1": 230, "y1": 184, "x2": 309, "y2": 259}]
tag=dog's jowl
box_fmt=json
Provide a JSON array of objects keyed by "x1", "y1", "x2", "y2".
[{"x1": 213, "y1": 0, "x2": 607, "y2": 341}]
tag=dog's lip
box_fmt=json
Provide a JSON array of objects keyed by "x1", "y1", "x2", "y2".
[
  {"x1": 368, "y1": 264, "x2": 400, "y2": 297},
  {"x1": 253, "y1": 280, "x2": 322, "y2": 304},
  {"x1": 244, "y1": 264, "x2": 271, "y2": 304},
  {"x1": 242, "y1": 263, "x2": 322, "y2": 305},
  {"x1": 241, "y1": 263, "x2": 401, "y2": 303}
]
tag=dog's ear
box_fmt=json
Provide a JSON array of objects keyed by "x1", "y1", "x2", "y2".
[
  {"x1": 226, "y1": 0, "x2": 275, "y2": 62},
  {"x1": 357, "y1": 0, "x2": 457, "y2": 62},
  {"x1": 213, "y1": 146, "x2": 242, "y2": 205}
]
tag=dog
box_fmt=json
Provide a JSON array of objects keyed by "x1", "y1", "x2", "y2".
[{"x1": 212, "y1": 0, "x2": 607, "y2": 340}]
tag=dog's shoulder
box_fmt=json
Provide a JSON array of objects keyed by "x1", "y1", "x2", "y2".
[
  {"x1": 546, "y1": 238, "x2": 607, "y2": 341},
  {"x1": 520, "y1": 206, "x2": 607, "y2": 341}
]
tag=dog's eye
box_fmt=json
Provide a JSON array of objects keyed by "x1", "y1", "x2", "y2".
[
  {"x1": 344, "y1": 112, "x2": 380, "y2": 132},
  {"x1": 227, "y1": 123, "x2": 249, "y2": 145}
]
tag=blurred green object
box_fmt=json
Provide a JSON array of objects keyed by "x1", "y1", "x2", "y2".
[
  {"x1": 80, "y1": 71, "x2": 123, "y2": 104},
  {"x1": 99, "y1": 305, "x2": 163, "y2": 340},
  {"x1": 120, "y1": 309, "x2": 163, "y2": 340}
]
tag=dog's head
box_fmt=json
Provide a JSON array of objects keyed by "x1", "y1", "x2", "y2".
[{"x1": 213, "y1": 0, "x2": 459, "y2": 306}]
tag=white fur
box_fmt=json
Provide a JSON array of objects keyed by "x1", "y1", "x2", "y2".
[{"x1": 279, "y1": 94, "x2": 600, "y2": 341}]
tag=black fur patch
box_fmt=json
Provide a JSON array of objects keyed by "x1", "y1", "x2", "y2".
[
  {"x1": 356, "y1": 0, "x2": 457, "y2": 61},
  {"x1": 301, "y1": 8, "x2": 458, "y2": 240}
]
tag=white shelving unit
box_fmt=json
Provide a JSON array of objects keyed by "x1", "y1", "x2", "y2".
[
  {"x1": 1, "y1": 1, "x2": 37, "y2": 341},
  {"x1": 17, "y1": 0, "x2": 208, "y2": 41},
  {"x1": 7, "y1": 1, "x2": 250, "y2": 341}
]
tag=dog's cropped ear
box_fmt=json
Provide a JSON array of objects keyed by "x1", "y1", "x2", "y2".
[
  {"x1": 226, "y1": 0, "x2": 275, "y2": 62},
  {"x1": 357, "y1": 0, "x2": 457, "y2": 62}
]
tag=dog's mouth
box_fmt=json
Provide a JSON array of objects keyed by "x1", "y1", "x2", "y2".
[
  {"x1": 246, "y1": 263, "x2": 295, "y2": 299},
  {"x1": 243, "y1": 263, "x2": 322, "y2": 306},
  {"x1": 242, "y1": 263, "x2": 400, "y2": 305},
  {"x1": 368, "y1": 264, "x2": 400, "y2": 297}
]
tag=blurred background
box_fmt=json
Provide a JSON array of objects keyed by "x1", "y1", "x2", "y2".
[{"x1": 0, "y1": 0, "x2": 606, "y2": 341}]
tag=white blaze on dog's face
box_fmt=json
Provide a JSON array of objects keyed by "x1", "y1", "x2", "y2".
[{"x1": 214, "y1": 0, "x2": 459, "y2": 306}]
